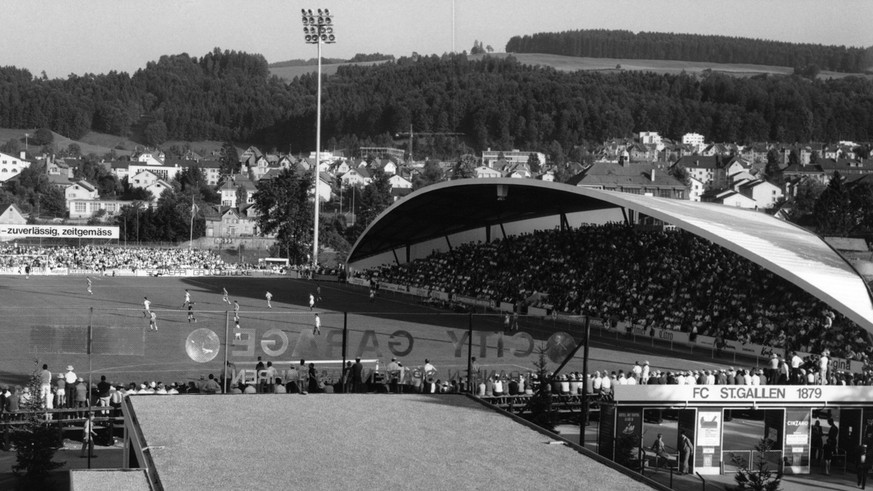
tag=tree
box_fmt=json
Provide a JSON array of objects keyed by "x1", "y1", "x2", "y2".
[
  {"x1": 1, "y1": 138, "x2": 21, "y2": 155},
  {"x1": 527, "y1": 153, "x2": 542, "y2": 174},
  {"x1": 412, "y1": 160, "x2": 444, "y2": 190},
  {"x1": 220, "y1": 142, "x2": 240, "y2": 176},
  {"x1": 66, "y1": 143, "x2": 81, "y2": 158},
  {"x1": 33, "y1": 128, "x2": 53, "y2": 146},
  {"x1": 11, "y1": 361, "x2": 65, "y2": 480},
  {"x1": 732, "y1": 438, "x2": 782, "y2": 491},
  {"x1": 347, "y1": 169, "x2": 393, "y2": 241},
  {"x1": 451, "y1": 154, "x2": 477, "y2": 180},
  {"x1": 812, "y1": 172, "x2": 853, "y2": 235},
  {"x1": 785, "y1": 178, "x2": 826, "y2": 223},
  {"x1": 252, "y1": 168, "x2": 313, "y2": 264},
  {"x1": 523, "y1": 345, "x2": 555, "y2": 432},
  {"x1": 142, "y1": 121, "x2": 168, "y2": 147}
]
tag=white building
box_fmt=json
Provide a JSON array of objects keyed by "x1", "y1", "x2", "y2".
[
  {"x1": 0, "y1": 151, "x2": 31, "y2": 183},
  {"x1": 682, "y1": 133, "x2": 705, "y2": 150},
  {"x1": 481, "y1": 149, "x2": 546, "y2": 168},
  {"x1": 65, "y1": 180, "x2": 99, "y2": 212},
  {"x1": 639, "y1": 131, "x2": 664, "y2": 151}
]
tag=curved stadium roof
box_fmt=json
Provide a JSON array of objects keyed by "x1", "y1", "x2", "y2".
[{"x1": 347, "y1": 178, "x2": 873, "y2": 335}]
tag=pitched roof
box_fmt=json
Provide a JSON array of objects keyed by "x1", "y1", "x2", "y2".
[
  {"x1": 674, "y1": 155, "x2": 719, "y2": 170},
  {"x1": 568, "y1": 162, "x2": 687, "y2": 189}
]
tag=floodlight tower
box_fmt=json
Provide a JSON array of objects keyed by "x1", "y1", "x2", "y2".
[{"x1": 301, "y1": 8, "x2": 335, "y2": 272}]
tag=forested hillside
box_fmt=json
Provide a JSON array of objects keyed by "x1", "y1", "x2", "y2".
[
  {"x1": 1, "y1": 49, "x2": 873, "y2": 159},
  {"x1": 506, "y1": 30, "x2": 873, "y2": 74}
]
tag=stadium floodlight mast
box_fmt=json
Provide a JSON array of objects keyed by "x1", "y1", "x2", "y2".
[{"x1": 301, "y1": 8, "x2": 335, "y2": 273}]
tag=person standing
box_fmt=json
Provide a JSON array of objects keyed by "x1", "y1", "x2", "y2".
[
  {"x1": 233, "y1": 319, "x2": 241, "y2": 341},
  {"x1": 824, "y1": 417, "x2": 839, "y2": 475},
  {"x1": 313, "y1": 313, "x2": 321, "y2": 335},
  {"x1": 187, "y1": 303, "x2": 196, "y2": 323},
  {"x1": 80, "y1": 412, "x2": 96, "y2": 458},
  {"x1": 387, "y1": 358, "x2": 402, "y2": 393},
  {"x1": 351, "y1": 358, "x2": 364, "y2": 393},
  {"x1": 97, "y1": 376, "x2": 112, "y2": 415},
  {"x1": 142, "y1": 297, "x2": 151, "y2": 318},
  {"x1": 38, "y1": 364, "x2": 53, "y2": 411},
  {"x1": 309, "y1": 293, "x2": 315, "y2": 311},
  {"x1": 811, "y1": 419, "x2": 824, "y2": 464},
  {"x1": 233, "y1": 300, "x2": 240, "y2": 322},
  {"x1": 819, "y1": 349, "x2": 830, "y2": 385},
  {"x1": 64, "y1": 365, "x2": 78, "y2": 410},
  {"x1": 308, "y1": 363, "x2": 320, "y2": 393},
  {"x1": 86, "y1": 277, "x2": 93, "y2": 295},
  {"x1": 316, "y1": 284, "x2": 323, "y2": 302},
  {"x1": 148, "y1": 311, "x2": 158, "y2": 331},
  {"x1": 222, "y1": 287, "x2": 231, "y2": 304},
  {"x1": 181, "y1": 289, "x2": 191, "y2": 309},
  {"x1": 679, "y1": 429, "x2": 693, "y2": 475},
  {"x1": 265, "y1": 291, "x2": 273, "y2": 309}
]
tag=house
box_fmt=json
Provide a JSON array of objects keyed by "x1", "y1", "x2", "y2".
[
  {"x1": 129, "y1": 169, "x2": 163, "y2": 190},
  {"x1": 682, "y1": 133, "x2": 705, "y2": 150},
  {"x1": 481, "y1": 149, "x2": 546, "y2": 168},
  {"x1": 567, "y1": 161, "x2": 689, "y2": 199},
  {"x1": 473, "y1": 165, "x2": 503, "y2": 179},
  {"x1": 135, "y1": 151, "x2": 164, "y2": 167},
  {"x1": 219, "y1": 176, "x2": 257, "y2": 208},
  {"x1": 69, "y1": 199, "x2": 137, "y2": 220},
  {"x1": 671, "y1": 156, "x2": 725, "y2": 189},
  {"x1": 65, "y1": 180, "x2": 99, "y2": 212},
  {"x1": 688, "y1": 176, "x2": 706, "y2": 202},
  {"x1": 724, "y1": 157, "x2": 751, "y2": 180},
  {"x1": 505, "y1": 162, "x2": 532, "y2": 179},
  {"x1": 341, "y1": 167, "x2": 372, "y2": 187},
  {"x1": 194, "y1": 159, "x2": 223, "y2": 186},
  {"x1": 0, "y1": 151, "x2": 31, "y2": 183},
  {"x1": 128, "y1": 161, "x2": 182, "y2": 184},
  {"x1": 388, "y1": 174, "x2": 413, "y2": 192},
  {"x1": 738, "y1": 179, "x2": 783, "y2": 209},
  {"x1": 239, "y1": 146, "x2": 263, "y2": 168},
  {"x1": 714, "y1": 190, "x2": 758, "y2": 209},
  {"x1": 204, "y1": 207, "x2": 259, "y2": 239},
  {"x1": 0, "y1": 203, "x2": 27, "y2": 225},
  {"x1": 144, "y1": 180, "x2": 174, "y2": 204}
]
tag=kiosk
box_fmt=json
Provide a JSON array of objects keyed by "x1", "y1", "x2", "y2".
[{"x1": 599, "y1": 385, "x2": 873, "y2": 476}]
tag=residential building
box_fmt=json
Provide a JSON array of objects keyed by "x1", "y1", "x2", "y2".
[
  {"x1": 737, "y1": 179, "x2": 783, "y2": 209},
  {"x1": 714, "y1": 190, "x2": 758, "y2": 209},
  {"x1": 65, "y1": 181, "x2": 99, "y2": 212},
  {"x1": 219, "y1": 177, "x2": 257, "y2": 208},
  {"x1": 69, "y1": 199, "x2": 137, "y2": 220},
  {"x1": 0, "y1": 151, "x2": 31, "y2": 183},
  {"x1": 567, "y1": 161, "x2": 689, "y2": 200},
  {"x1": 682, "y1": 133, "x2": 705, "y2": 150},
  {"x1": 481, "y1": 149, "x2": 546, "y2": 168},
  {"x1": 473, "y1": 165, "x2": 502, "y2": 179},
  {"x1": 0, "y1": 203, "x2": 27, "y2": 225},
  {"x1": 204, "y1": 207, "x2": 258, "y2": 238},
  {"x1": 671, "y1": 156, "x2": 726, "y2": 190}
]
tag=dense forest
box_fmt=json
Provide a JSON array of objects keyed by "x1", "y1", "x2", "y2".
[
  {"x1": 2, "y1": 49, "x2": 873, "y2": 161},
  {"x1": 505, "y1": 30, "x2": 873, "y2": 74}
]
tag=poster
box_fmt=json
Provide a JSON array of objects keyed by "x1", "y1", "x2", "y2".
[
  {"x1": 695, "y1": 409, "x2": 722, "y2": 475},
  {"x1": 784, "y1": 408, "x2": 811, "y2": 474}
]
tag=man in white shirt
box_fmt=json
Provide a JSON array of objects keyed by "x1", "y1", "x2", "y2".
[{"x1": 641, "y1": 361, "x2": 650, "y2": 385}]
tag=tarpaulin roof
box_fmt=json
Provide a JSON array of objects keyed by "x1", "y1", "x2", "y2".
[{"x1": 347, "y1": 178, "x2": 873, "y2": 334}]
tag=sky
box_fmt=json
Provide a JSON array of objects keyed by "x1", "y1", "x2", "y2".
[{"x1": 4, "y1": 0, "x2": 872, "y2": 78}]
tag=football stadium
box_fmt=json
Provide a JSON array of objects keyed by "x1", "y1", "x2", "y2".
[{"x1": 2, "y1": 179, "x2": 873, "y2": 490}]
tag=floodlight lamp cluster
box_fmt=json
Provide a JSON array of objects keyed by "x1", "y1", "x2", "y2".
[{"x1": 301, "y1": 8, "x2": 335, "y2": 43}]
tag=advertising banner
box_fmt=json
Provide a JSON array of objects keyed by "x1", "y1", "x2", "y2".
[
  {"x1": 695, "y1": 409, "x2": 722, "y2": 474},
  {"x1": 0, "y1": 224, "x2": 119, "y2": 239},
  {"x1": 615, "y1": 385, "x2": 873, "y2": 405},
  {"x1": 784, "y1": 408, "x2": 811, "y2": 474}
]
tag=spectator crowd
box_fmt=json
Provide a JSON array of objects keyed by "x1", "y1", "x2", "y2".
[
  {"x1": 362, "y1": 224, "x2": 873, "y2": 365},
  {"x1": 0, "y1": 244, "x2": 228, "y2": 272}
]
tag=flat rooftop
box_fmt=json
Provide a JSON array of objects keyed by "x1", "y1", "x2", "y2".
[{"x1": 128, "y1": 394, "x2": 655, "y2": 490}]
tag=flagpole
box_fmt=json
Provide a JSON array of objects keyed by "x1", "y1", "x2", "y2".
[{"x1": 189, "y1": 193, "x2": 195, "y2": 249}]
